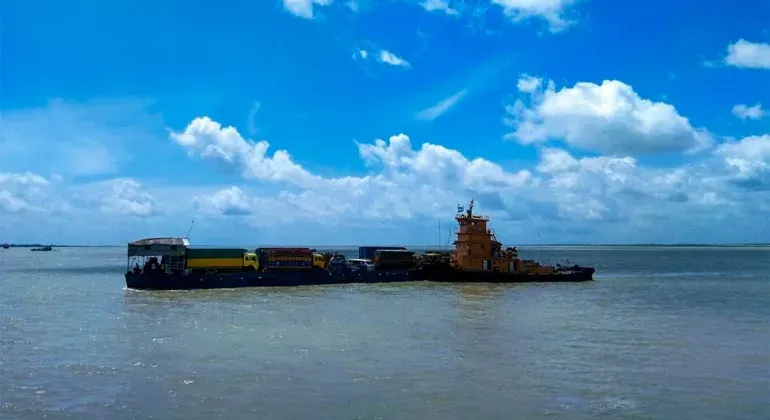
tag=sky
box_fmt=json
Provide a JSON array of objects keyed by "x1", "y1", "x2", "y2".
[{"x1": 1, "y1": 0, "x2": 770, "y2": 246}]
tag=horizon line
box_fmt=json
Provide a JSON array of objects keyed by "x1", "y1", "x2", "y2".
[{"x1": 4, "y1": 243, "x2": 770, "y2": 248}]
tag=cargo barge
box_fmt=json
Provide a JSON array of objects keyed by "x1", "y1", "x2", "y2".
[
  {"x1": 123, "y1": 199, "x2": 594, "y2": 290},
  {"x1": 421, "y1": 200, "x2": 594, "y2": 283},
  {"x1": 123, "y1": 239, "x2": 424, "y2": 290}
]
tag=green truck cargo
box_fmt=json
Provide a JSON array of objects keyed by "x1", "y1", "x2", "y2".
[
  {"x1": 185, "y1": 248, "x2": 258, "y2": 272},
  {"x1": 373, "y1": 249, "x2": 416, "y2": 269}
]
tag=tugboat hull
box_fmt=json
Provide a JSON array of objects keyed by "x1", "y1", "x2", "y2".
[
  {"x1": 124, "y1": 267, "x2": 425, "y2": 291},
  {"x1": 424, "y1": 265, "x2": 595, "y2": 283}
]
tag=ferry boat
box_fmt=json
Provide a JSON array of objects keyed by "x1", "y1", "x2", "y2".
[{"x1": 422, "y1": 200, "x2": 595, "y2": 283}]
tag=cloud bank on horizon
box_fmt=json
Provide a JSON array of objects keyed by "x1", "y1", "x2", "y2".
[{"x1": 1, "y1": 0, "x2": 769, "y2": 245}]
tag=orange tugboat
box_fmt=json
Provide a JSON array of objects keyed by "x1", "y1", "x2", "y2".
[{"x1": 423, "y1": 200, "x2": 595, "y2": 283}]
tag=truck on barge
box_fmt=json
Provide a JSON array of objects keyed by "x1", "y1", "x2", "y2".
[
  {"x1": 421, "y1": 200, "x2": 595, "y2": 283},
  {"x1": 123, "y1": 239, "x2": 424, "y2": 290}
]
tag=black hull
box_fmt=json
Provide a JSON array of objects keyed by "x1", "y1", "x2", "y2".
[
  {"x1": 125, "y1": 267, "x2": 425, "y2": 291},
  {"x1": 125, "y1": 264, "x2": 595, "y2": 291},
  {"x1": 424, "y1": 265, "x2": 595, "y2": 283}
]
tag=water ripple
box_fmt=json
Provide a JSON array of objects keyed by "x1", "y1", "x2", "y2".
[{"x1": 1, "y1": 247, "x2": 769, "y2": 419}]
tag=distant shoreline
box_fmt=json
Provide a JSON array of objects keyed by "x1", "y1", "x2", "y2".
[{"x1": 3, "y1": 243, "x2": 769, "y2": 249}]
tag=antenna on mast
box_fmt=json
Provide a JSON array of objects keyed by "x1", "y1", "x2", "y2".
[
  {"x1": 537, "y1": 231, "x2": 545, "y2": 264},
  {"x1": 528, "y1": 213, "x2": 546, "y2": 264},
  {"x1": 185, "y1": 217, "x2": 196, "y2": 240}
]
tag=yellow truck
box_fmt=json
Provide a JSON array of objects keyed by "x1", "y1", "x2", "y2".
[
  {"x1": 185, "y1": 248, "x2": 258, "y2": 272},
  {"x1": 255, "y1": 247, "x2": 329, "y2": 271},
  {"x1": 185, "y1": 247, "x2": 328, "y2": 273}
]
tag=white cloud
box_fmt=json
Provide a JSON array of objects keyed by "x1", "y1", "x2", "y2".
[
  {"x1": 0, "y1": 172, "x2": 54, "y2": 213},
  {"x1": 516, "y1": 74, "x2": 542, "y2": 93},
  {"x1": 504, "y1": 75, "x2": 713, "y2": 156},
  {"x1": 58, "y1": 178, "x2": 160, "y2": 217},
  {"x1": 165, "y1": 115, "x2": 769, "y2": 243},
  {"x1": 194, "y1": 186, "x2": 253, "y2": 216},
  {"x1": 421, "y1": 0, "x2": 459, "y2": 15},
  {"x1": 353, "y1": 47, "x2": 411, "y2": 68},
  {"x1": 0, "y1": 172, "x2": 50, "y2": 187},
  {"x1": 169, "y1": 116, "x2": 323, "y2": 188},
  {"x1": 96, "y1": 179, "x2": 158, "y2": 217},
  {"x1": 491, "y1": 0, "x2": 578, "y2": 33},
  {"x1": 715, "y1": 135, "x2": 770, "y2": 185},
  {"x1": 416, "y1": 88, "x2": 469, "y2": 121},
  {"x1": 724, "y1": 39, "x2": 770, "y2": 69},
  {"x1": 0, "y1": 172, "x2": 161, "y2": 219},
  {"x1": 0, "y1": 191, "x2": 28, "y2": 213},
  {"x1": 282, "y1": 0, "x2": 333, "y2": 19},
  {"x1": 377, "y1": 50, "x2": 411, "y2": 68},
  {"x1": 732, "y1": 103, "x2": 766, "y2": 120},
  {"x1": 2, "y1": 103, "x2": 769, "y2": 245},
  {"x1": 170, "y1": 117, "x2": 533, "y2": 199}
]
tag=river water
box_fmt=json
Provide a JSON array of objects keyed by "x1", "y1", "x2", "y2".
[{"x1": 1, "y1": 246, "x2": 768, "y2": 419}]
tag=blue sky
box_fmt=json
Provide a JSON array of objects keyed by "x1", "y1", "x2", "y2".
[{"x1": 1, "y1": 0, "x2": 769, "y2": 245}]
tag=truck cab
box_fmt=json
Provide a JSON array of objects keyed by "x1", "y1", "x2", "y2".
[
  {"x1": 312, "y1": 253, "x2": 326, "y2": 269},
  {"x1": 244, "y1": 252, "x2": 259, "y2": 271}
]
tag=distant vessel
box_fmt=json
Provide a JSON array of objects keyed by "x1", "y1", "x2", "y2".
[
  {"x1": 2, "y1": 244, "x2": 9, "y2": 249},
  {"x1": 123, "y1": 238, "x2": 424, "y2": 291},
  {"x1": 30, "y1": 245, "x2": 53, "y2": 252},
  {"x1": 422, "y1": 200, "x2": 595, "y2": 283}
]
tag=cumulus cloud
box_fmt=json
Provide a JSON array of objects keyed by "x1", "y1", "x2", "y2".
[
  {"x1": 491, "y1": 0, "x2": 578, "y2": 32},
  {"x1": 0, "y1": 172, "x2": 54, "y2": 213},
  {"x1": 420, "y1": 0, "x2": 459, "y2": 15},
  {"x1": 165, "y1": 115, "x2": 770, "y2": 243},
  {"x1": 170, "y1": 116, "x2": 323, "y2": 188},
  {"x1": 284, "y1": 0, "x2": 579, "y2": 34},
  {"x1": 0, "y1": 172, "x2": 162, "y2": 222},
  {"x1": 282, "y1": 0, "x2": 333, "y2": 19},
  {"x1": 504, "y1": 75, "x2": 713, "y2": 156},
  {"x1": 170, "y1": 118, "x2": 534, "y2": 215},
  {"x1": 715, "y1": 135, "x2": 770, "y2": 189},
  {"x1": 724, "y1": 39, "x2": 770, "y2": 69},
  {"x1": 96, "y1": 179, "x2": 158, "y2": 217},
  {"x1": 3, "y1": 103, "x2": 769, "y2": 244},
  {"x1": 194, "y1": 186, "x2": 253, "y2": 216},
  {"x1": 534, "y1": 147, "x2": 726, "y2": 222},
  {"x1": 516, "y1": 74, "x2": 542, "y2": 93},
  {"x1": 732, "y1": 103, "x2": 766, "y2": 120}
]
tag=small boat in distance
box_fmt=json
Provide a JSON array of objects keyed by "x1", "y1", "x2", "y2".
[
  {"x1": 422, "y1": 199, "x2": 595, "y2": 283},
  {"x1": 30, "y1": 245, "x2": 54, "y2": 252}
]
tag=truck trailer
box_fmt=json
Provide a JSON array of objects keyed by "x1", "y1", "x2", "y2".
[{"x1": 185, "y1": 248, "x2": 258, "y2": 272}]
